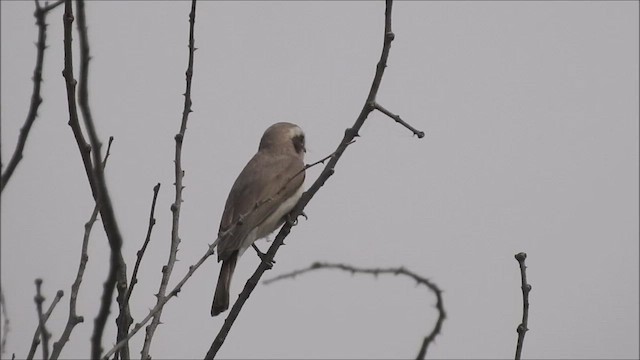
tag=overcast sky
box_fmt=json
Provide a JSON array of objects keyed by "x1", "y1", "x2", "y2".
[{"x1": 1, "y1": 1, "x2": 638, "y2": 359}]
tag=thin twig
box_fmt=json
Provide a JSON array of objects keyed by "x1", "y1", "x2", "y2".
[
  {"x1": 50, "y1": 138, "x2": 113, "y2": 360},
  {"x1": 42, "y1": 0, "x2": 64, "y2": 12},
  {"x1": 203, "y1": 1, "x2": 421, "y2": 357},
  {"x1": 373, "y1": 102, "x2": 425, "y2": 138},
  {"x1": 26, "y1": 284, "x2": 63, "y2": 360},
  {"x1": 0, "y1": 287, "x2": 9, "y2": 357},
  {"x1": 112, "y1": 183, "x2": 161, "y2": 360},
  {"x1": 264, "y1": 262, "x2": 445, "y2": 359},
  {"x1": 34, "y1": 279, "x2": 50, "y2": 360},
  {"x1": 0, "y1": 0, "x2": 62, "y2": 193},
  {"x1": 142, "y1": 1, "x2": 197, "y2": 358},
  {"x1": 124, "y1": 183, "x2": 161, "y2": 307},
  {"x1": 514, "y1": 252, "x2": 531, "y2": 360}
]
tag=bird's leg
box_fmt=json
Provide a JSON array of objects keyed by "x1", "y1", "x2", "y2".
[{"x1": 252, "y1": 243, "x2": 275, "y2": 269}]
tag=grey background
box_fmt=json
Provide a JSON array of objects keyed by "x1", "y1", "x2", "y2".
[{"x1": 1, "y1": 1, "x2": 638, "y2": 359}]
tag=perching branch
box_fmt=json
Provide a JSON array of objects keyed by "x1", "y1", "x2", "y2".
[
  {"x1": 0, "y1": 0, "x2": 63, "y2": 193},
  {"x1": 26, "y1": 283, "x2": 63, "y2": 360},
  {"x1": 141, "y1": 1, "x2": 197, "y2": 358},
  {"x1": 514, "y1": 252, "x2": 531, "y2": 360},
  {"x1": 100, "y1": 146, "x2": 349, "y2": 359},
  {"x1": 50, "y1": 137, "x2": 113, "y2": 360},
  {"x1": 205, "y1": 0, "x2": 425, "y2": 357},
  {"x1": 264, "y1": 262, "x2": 445, "y2": 359}
]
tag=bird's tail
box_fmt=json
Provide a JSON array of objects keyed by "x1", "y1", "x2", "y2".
[{"x1": 211, "y1": 252, "x2": 238, "y2": 316}]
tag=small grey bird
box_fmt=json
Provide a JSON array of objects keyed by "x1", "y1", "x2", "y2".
[{"x1": 211, "y1": 122, "x2": 306, "y2": 316}]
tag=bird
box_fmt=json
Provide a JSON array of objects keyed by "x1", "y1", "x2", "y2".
[{"x1": 211, "y1": 122, "x2": 306, "y2": 316}]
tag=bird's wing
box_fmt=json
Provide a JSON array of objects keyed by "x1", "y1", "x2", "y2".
[{"x1": 217, "y1": 151, "x2": 305, "y2": 260}]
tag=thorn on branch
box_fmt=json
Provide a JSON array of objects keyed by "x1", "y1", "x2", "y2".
[{"x1": 262, "y1": 261, "x2": 445, "y2": 359}]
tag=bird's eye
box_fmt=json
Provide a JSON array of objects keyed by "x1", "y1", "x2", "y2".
[{"x1": 292, "y1": 135, "x2": 305, "y2": 153}]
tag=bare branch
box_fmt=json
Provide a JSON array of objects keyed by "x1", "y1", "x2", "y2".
[
  {"x1": 203, "y1": 1, "x2": 425, "y2": 357},
  {"x1": 26, "y1": 283, "x2": 63, "y2": 360},
  {"x1": 42, "y1": 0, "x2": 64, "y2": 12},
  {"x1": 124, "y1": 183, "x2": 161, "y2": 307},
  {"x1": 373, "y1": 102, "x2": 425, "y2": 138},
  {"x1": 34, "y1": 279, "x2": 50, "y2": 360},
  {"x1": 0, "y1": 0, "x2": 61, "y2": 193},
  {"x1": 62, "y1": 0, "x2": 96, "y2": 198},
  {"x1": 50, "y1": 138, "x2": 113, "y2": 360},
  {"x1": 0, "y1": 287, "x2": 9, "y2": 357},
  {"x1": 514, "y1": 252, "x2": 531, "y2": 360},
  {"x1": 264, "y1": 262, "x2": 445, "y2": 359},
  {"x1": 62, "y1": 0, "x2": 130, "y2": 357},
  {"x1": 141, "y1": 1, "x2": 197, "y2": 358},
  {"x1": 101, "y1": 242, "x2": 217, "y2": 360}
]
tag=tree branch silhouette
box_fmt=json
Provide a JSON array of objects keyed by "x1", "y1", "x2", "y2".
[
  {"x1": 205, "y1": 0, "x2": 425, "y2": 357},
  {"x1": 62, "y1": 1, "x2": 129, "y2": 358},
  {"x1": 34, "y1": 279, "x2": 50, "y2": 360},
  {"x1": 50, "y1": 137, "x2": 113, "y2": 360},
  {"x1": 101, "y1": 242, "x2": 217, "y2": 360},
  {"x1": 263, "y1": 262, "x2": 445, "y2": 359},
  {"x1": 142, "y1": 1, "x2": 197, "y2": 358},
  {"x1": 0, "y1": 0, "x2": 63, "y2": 193},
  {"x1": 26, "y1": 283, "x2": 63, "y2": 360},
  {"x1": 514, "y1": 252, "x2": 531, "y2": 360},
  {"x1": 124, "y1": 183, "x2": 161, "y2": 310}
]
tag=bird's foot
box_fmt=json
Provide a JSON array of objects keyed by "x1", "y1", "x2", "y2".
[
  {"x1": 286, "y1": 211, "x2": 307, "y2": 226},
  {"x1": 252, "y1": 243, "x2": 274, "y2": 269}
]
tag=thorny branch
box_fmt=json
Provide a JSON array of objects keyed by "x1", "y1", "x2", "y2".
[
  {"x1": 124, "y1": 183, "x2": 161, "y2": 307},
  {"x1": 142, "y1": 1, "x2": 197, "y2": 358},
  {"x1": 514, "y1": 252, "x2": 531, "y2": 360},
  {"x1": 50, "y1": 137, "x2": 113, "y2": 360},
  {"x1": 117, "y1": 183, "x2": 161, "y2": 360},
  {"x1": 205, "y1": 0, "x2": 425, "y2": 358},
  {"x1": 26, "y1": 283, "x2": 63, "y2": 360},
  {"x1": 264, "y1": 262, "x2": 445, "y2": 359},
  {"x1": 101, "y1": 243, "x2": 217, "y2": 360},
  {"x1": 62, "y1": 1, "x2": 129, "y2": 358},
  {"x1": 0, "y1": 0, "x2": 63, "y2": 193}
]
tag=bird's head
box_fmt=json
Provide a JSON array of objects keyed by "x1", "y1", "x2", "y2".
[{"x1": 259, "y1": 122, "x2": 306, "y2": 156}]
